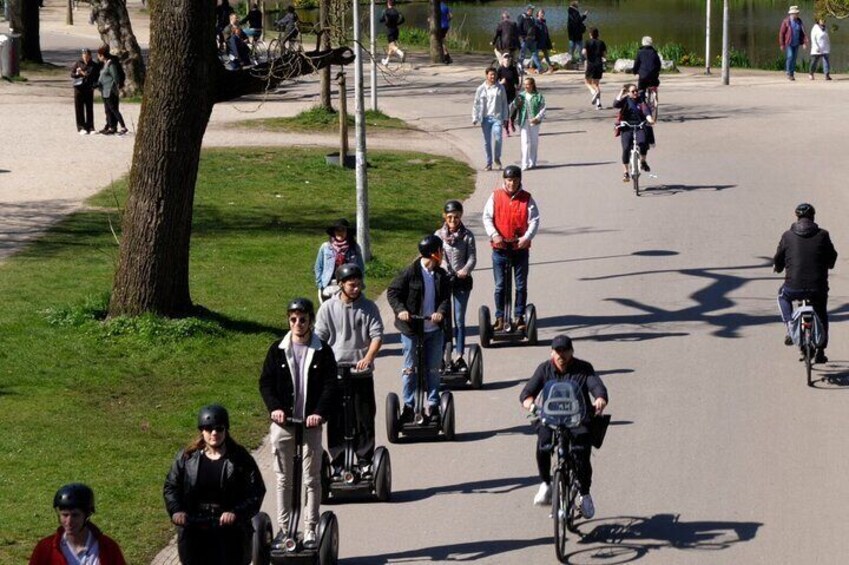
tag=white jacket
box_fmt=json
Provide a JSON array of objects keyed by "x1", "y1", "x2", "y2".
[
  {"x1": 810, "y1": 24, "x2": 830, "y2": 55},
  {"x1": 472, "y1": 81, "x2": 509, "y2": 123}
]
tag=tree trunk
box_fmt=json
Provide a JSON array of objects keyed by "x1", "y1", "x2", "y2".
[
  {"x1": 428, "y1": 0, "x2": 442, "y2": 64},
  {"x1": 108, "y1": 0, "x2": 216, "y2": 318},
  {"x1": 318, "y1": 0, "x2": 332, "y2": 111},
  {"x1": 9, "y1": 0, "x2": 43, "y2": 63},
  {"x1": 91, "y1": 0, "x2": 145, "y2": 96}
]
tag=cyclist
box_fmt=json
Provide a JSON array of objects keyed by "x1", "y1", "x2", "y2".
[
  {"x1": 387, "y1": 235, "x2": 451, "y2": 423},
  {"x1": 482, "y1": 165, "x2": 540, "y2": 331},
  {"x1": 519, "y1": 335, "x2": 608, "y2": 517},
  {"x1": 163, "y1": 405, "x2": 266, "y2": 565},
  {"x1": 614, "y1": 84, "x2": 655, "y2": 183},
  {"x1": 30, "y1": 483, "x2": 127, "y2": 565},
  {"x1": 632, "y1": 36, "x2": 661, "y2": 95},
  {"x1": 774, "y1": 203, "x2": 838, "y2": 363},
  {"x1": 315, "y1": 263, "x2": 384, "y2": 476}
]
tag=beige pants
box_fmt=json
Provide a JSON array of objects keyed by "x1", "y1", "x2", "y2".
[{"x1": 270, "y1": 423, "x2": 323, "y2": 533}]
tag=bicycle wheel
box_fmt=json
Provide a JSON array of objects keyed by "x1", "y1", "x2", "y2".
[
  {"x1": 565, "y1": 464, "x2": 581, "y2": 533},
  {"x1": 266, "y1": 39, "x2": 282, "y2": 62},
  {"x1": 648, "y1": 88, "x2": 659, "y2": 119},
  {"x1": 552, "y1": 468, "x2": 568, "y2": 563},
  {"x1": 804, "y1": 327, "x2": 813, "y2": 386},
  {"x1": 630, "y1": 148, "x2": 641, "y2": 195},
  {"x1": 251, "y1": 40, "x2": 268, "y2": 64}
]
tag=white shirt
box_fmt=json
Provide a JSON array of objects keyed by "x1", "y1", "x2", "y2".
[
  {"x1": 60, "y1": 531, "x2": 101, "y2": 565},
  {"x1": 419, "y1": 260, "x2": 439, "y2": 333},
  {"x1": 472, "y1": 81, "x2": 509, "y2": 123},
  {"x1": 291, "y1": 341, "x2": 309, "y2": 420}
]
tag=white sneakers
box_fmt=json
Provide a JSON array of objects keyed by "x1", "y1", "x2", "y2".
[
  {"x1": 578, "y1": 493, "x2": 595, "y2": 519},
  {"x1": 533, "y1": 481, "x2": 552, "y2": 506},
  {"x1": 303, "y1": 529, "x2": 317, "y2": 549},
  {"x1": 381, "y1": 57, "x2": 389, "y2": 66}
]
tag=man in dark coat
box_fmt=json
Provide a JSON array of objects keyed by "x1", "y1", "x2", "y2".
[{"x1": 632, "y1": 36, "x2": 662, "y2": 91}]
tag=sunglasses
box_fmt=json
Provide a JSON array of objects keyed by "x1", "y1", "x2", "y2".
[
  {"x1": 200, "y1": 425, "x2": 226, "y2": 433},
  {"x1": 289, "y1": 316, "x2": 309, "y2": 324}
]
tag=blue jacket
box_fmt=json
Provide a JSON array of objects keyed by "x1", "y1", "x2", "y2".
[{"x1": 314, "y1": 240, "x2": 365, "y2": 289}]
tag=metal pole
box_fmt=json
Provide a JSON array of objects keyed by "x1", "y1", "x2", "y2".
[
  {"x1": 66, "y1": 0, "x2": 74, "y2": 26},
  {"x1": 721, "y1": 0, "x2": 729, "y2": 85},
  {"x1": 353, "y1": 0, "x2": 371, "y2": 260},
  {"x1": 370, "y1": 0, "x2": 377, "y2": 110},
  {"x1": 704, "y1": 0, "x2": 710, "y2": 74}
]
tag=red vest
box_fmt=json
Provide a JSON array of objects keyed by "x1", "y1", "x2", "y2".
[{"x1": 492, "y1": 188, "x2": 531, "y2": 249}]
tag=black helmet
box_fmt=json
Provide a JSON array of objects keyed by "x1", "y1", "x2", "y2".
[
  {"x1": 197, "y1": 404, "x2": 230, "y2": 430},
  {"x1": 443, "y1": 200, "x2": 464, "y2": 214},
  {"x1": 503, "y1": 165, "x2": 522, "y2": 179},
  {"x1": 287, "y1": 297, "x2": 315, "y2": 318},
  {"x1": 795, "y1": 203, "x2": 815, "y2": 219},
  {"x1": 418, "y1": 234, "x2": 443, "y2": 258},
  {"x1": 335, "y1": 263, "x2": 363, "y2": 282},
  {"x1": 54, "y1": 483, "x2": 95, "y2": 514}
]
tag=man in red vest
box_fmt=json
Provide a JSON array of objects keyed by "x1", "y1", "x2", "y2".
[{"x1": 482, "y1": 165, "x2": 540, "y2": 330}]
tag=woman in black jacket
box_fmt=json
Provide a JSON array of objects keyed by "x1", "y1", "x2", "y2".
[
  {"x1": 71, "y1": 48, "x2": 98, "y2": 134},
  {"x1": 164, "y1": 405, "x2": 266, "y2": 565}
]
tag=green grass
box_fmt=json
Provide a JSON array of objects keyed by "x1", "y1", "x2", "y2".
[
  {"x1": 0, "y1": 146, "x2": 474, "y2": 563},
  {"x1": 238, "y1": 106, "x2": 416, "y2": 133}
]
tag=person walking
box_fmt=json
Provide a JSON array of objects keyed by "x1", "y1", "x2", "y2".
[
  {"x1": 515, "y1": 77, "x2": 546, "y2": 171},
  {"x1": 536, "y1": 9, "x2": 554, "y2": 73},
  {"x1": 582, "y1": 27, "x2": 607, "y2": 109},
  {"x1": 491, "y1": 11, "x2": 520, "y2": 63},
  {"x1": 809, "y1": 17, "x2": 831, "y2": 80},
  {"x1": 380, "y1": 0, "x2": 406, "y2": 65},
  {"x1": 472, "y1": 67, "x2": 509, "y2": 171},
  {"x1": 95, "y1": 46, "x2": 127, "y2": 135},
  {"x1": 779, "y1": 6, "x2": 807, "y2": 81},
  {"x1": 71, "y1": 48, "x2": 98, "y2": 135},
  {"x1": 439, "y1": 1, "x2": 453, "y2": 64},
  {"x1": 567, "y1": 0, "x2": 588, "y2": 69},
  {"x1": 517, "y1": 5, "x2": 535, "y2": 69},
  {"x1": 497, "y1": 53, "x2": 521, "y2": 136},
  {"x1": 518, "y1": 5, "x2": 542, "y2": 73}
]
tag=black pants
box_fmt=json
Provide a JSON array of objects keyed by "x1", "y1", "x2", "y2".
[
  {"x1": 536, "y1": 425, "x2": 593, "y2": 495},
  {"x1": 778, "y1": 285, "x2": 829, "y2": 349},
  {"x1": 73, "y1": 87, "x2": 94, "y2": 132},
  {"x1": 177, "y1": 524, "x2": 250, "y2": 565},
  {"x1": 327, "y1": 375, "x2": 376, "y2": 468},
  {"x1": 620, "y1": 129, "x2": 649, "y2": 164},
  {"x1": 103, "y1": 93, "x2": 126, "y2": 131}
]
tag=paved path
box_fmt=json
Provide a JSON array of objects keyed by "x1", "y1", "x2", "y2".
[{"x1": 7, "y1": 4, "x2": 849, "y2": 564}]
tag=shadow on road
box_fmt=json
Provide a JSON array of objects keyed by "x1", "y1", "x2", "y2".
[
  {"x1": 392, "y1": 474, "x2": 538, "y2": 503},
  {"x1": 809, "y1": 361, "x2": 849, "y2": 389},
  {"x1": 640, "y1": 184, "x2": 737, "y2": 196},
  {"x1": 456, "y1": 423, "x2": 534, "y2": 442},
  {"x1": 343, "y1": 536, "x2": 551, "y2": 564}
]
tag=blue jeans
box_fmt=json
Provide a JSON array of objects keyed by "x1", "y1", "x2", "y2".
[
  {"x1": 569, "y1": 39, "x2": 584, "y2": 64},
  {"x1": 525, "y1": 40, "x2": 542, "y2": 71},
  {"x1": 492, "y1": 248, "x2": 529, "y2": 320},
  {"x1": 481, "y1": 116, "x2": 503, "y2": 167},
  {"x1": 401, "y1": 330, "x2": 444, "y2": 407},
  {"x1": 810, "y1": 54, "x2": 830, "y2": 76},
  {"x1": 777, "y1": 285, "x2": 829, "y2": 348},
  {"x1": 452, "y1": 287, "x2": 470, "y2": 355},
  {"x1": 785, "y1": 45, "x2": 800, "y2": 76}
]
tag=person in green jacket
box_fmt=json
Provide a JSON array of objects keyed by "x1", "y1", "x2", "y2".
[{"x1": 514, "y1": 76, "x2": 546, "y2": 171}]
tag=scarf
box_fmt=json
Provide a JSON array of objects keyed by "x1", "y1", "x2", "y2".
[
  {"x1": 438, "y1": 223, "x2": 464, "y2": 246},
  {"x1": 331, "y1": 237, "x2": 350, "y2": 266}
]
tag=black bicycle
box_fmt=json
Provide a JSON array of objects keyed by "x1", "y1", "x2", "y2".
[{"x1": 791, "y1": 298, "x2": 818, "y2": 386}]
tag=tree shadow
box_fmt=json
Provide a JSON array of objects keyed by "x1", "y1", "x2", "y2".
[
  {"x1": 343, "y1": 537, "x2": 551, "y2": 564},
  {"x1": 193, "y1": 306, "x2": 282, "y2": 336},
  {"x1": 392, "y1": 474, "x2": 539, "y2": 503},
  {"x1": 455, "y1": 424, "x2": 535, "y2": 443},
  {"x1": 0, "y1": 169, "x2": 10, "y2": 173},
  {"x1": 640, "y1": 184, "x2": 737, "y2": 196}
]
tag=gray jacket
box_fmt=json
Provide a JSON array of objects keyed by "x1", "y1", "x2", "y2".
[
  {"x1": 436, "y1": 224, "x2": 476, "y2": 277},
  {"x1": 97, "y1": 59, "x2": 119, "y2": 98},
  {"x1": 314, "y1": 294, "x2": 384, "y2": 374}
]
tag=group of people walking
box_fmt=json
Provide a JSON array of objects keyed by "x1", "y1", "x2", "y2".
[
  {"x1": 779, "y1": 5, "x2": 833, "y2": 81},
  {"x1": 70, "y1": 46, "x2": 127, "y2": 136}
]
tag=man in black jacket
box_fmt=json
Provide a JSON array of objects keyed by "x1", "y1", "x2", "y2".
[
  {"x1": 567, "y1": 0, "x2": 588, "y2": 68},
  {"x1": 519, "y1": 335, "x2": 607, "y2": 518},
  {"x1": 259, "y1": 298, "x2": 337, "y2": 546},
  {"x1": 492, "y1": 11, "x2": 520, "y2": 62},
  {"x1": 387, "y1": 235, "x2": 451, "y2": 422},
  {"x1": 632, "y1": 36, "x2": 661, "y2": 92},
  {"x1": 774, "y1": 203, "x2": 838, "y2": 363}
]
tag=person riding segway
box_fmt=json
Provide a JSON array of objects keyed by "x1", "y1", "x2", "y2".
[
  {"x1": 480, "y1": 165, "x2": 541, "y2": 347},
  {"x1": 315, "y1": 263, "x2": 392, "y2": 501}
]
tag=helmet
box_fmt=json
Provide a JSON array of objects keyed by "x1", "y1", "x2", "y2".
[
  {"x1": 503, "y1": 165, "x2": 522, "y2": 179},
  {"x1": 53, "y1": 483, "x2": 95, "y2": 514},
  {"x1": 335, "y1": 263, "x2": 363, "y2": 282},
  {"x1": 197, "y1": 404, "x2": 230, "y2": 430},
  {"x1": 443, "y1": 200, "x2": 464, "y2": 214},
  {"x1": 287, "y1": 297, "x2": 315, "y2": 318},
  {"x1": 795, "y1": 203, "x2": 815, "y2": 219},
  {"x1": 418, "y1": 234, "x2": 443, "y2": 258}
]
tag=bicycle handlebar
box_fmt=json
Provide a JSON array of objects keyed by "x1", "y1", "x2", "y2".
[{"x1": 617, "y1": 121, "x2": 646, "y2": 130}]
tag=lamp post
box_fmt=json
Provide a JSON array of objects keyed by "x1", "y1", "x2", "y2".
[
  {"x1": 704, "y1": 0, "x2": 710, "y2": 74},
  {"x1": 721, "y1": 0, "x2": 730, "y2": 85},
  {"x1": 370, "y1": 0, "x2": 378, "y2": 110},
  {"x1": 352, "y1": 0, "x2": 371, "y2": 260}
]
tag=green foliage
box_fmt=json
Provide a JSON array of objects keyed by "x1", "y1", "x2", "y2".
[
  {"x1": 397, "y1": 26, "x2": 470, "y2": 51},
  {"x1": 606, "y1": 41, "x2": 641, "y2": 61},
  {"x1": 239, "y1": 106, "x2": 415, "y2": 133}
]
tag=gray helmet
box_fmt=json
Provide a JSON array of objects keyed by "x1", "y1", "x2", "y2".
[
  {"x1": 795, "y1": 203, "x2": 815, "y2": 219},
  {"x1": 443, "y1": 200, "x2": 464, "y2": 214},
  {"x1": 54, "y1": 483, "x2": 95, "y2": 514},
  {"x1": 287, "y1": 297, "x2": 315, "y2": 318},
  {"x1": 335, "y1": 263, "x2": 363, "y2": 282},
  {"x1": 197, "y1": 404, "x2": 230, "y2": 430},
  {"x1": 418, "y1": 234, "x2": 443, "y2": 257},
  {"x1": 503, "y1": 165, "x2": 522, "y2": 179}
]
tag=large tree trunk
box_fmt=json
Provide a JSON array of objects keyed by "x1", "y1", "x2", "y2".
[
  {"x1": 91, "y1": 0, "x2": 145, "y2": 96},
  {"x1": 108, "y1": 0, "x2": 216, "y2": 317},
  {"x1": 318, "y1": 0, "x2": 332, "y2": 110},
  {"x1": 428, "y1": 0, "x2": 443, "y2": 64},
  {"x1": 8, "y1": 0, "x2": 42, "y2": 63}
]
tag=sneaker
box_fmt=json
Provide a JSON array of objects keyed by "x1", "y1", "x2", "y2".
[
  {"x1": 426, "y1": 405, "x2": 440, "y2": 424},
  {"x1": 454, "y1": 357, "x2": 468, "y2": 373},
  {"x1": 400, "y1": 404, "x2": 414, "y2": 424},
  {"x1": 590, "y1": 91, "x2": 600, "y2": 105},
  {"x1": 303, "y1": 530, "x2": 317, "y2": 549},
  {"x1": 118, "y1": 128, "x2": 129, "y2": 135},
  {"x1": 826, "y1": 75, "x2": 832, "y2": 80},
  {"x1": 103, "y1": 129, "x2": 116, "y2": 136},
  {"x1": 533, "y1": 482, "x2": 551, "y2": 506},
  {"x1": 578, "y1": 493, "x2": 595, "y2": 518},
  {"x1": 381, "y1": 57, "x2": 389, "y2": 65},
  {"x1": 788, "y1": 74, "x2": 795, "y2": 81},
  {"x1": 78, "y1": 129, "x2": 87, "y2": 136},
  {"x1": 494, "y1": 160, "x2": 502, "y2": 169},
  {"x1": 640, "y1": 161, "x2": 651, "y2": 172},
  {"x1": 815, "y1": 349, "x2": 829, "y2": 364},
  {"x1": 399, "y1": 50, "x2": 406, "y2": 63},
  {"x1": 622, "y1": 172, "x2": 630, "y2": 183},
  {"x1": 483, "y1": 164, "x2": 492, "y2": 171},
  {"x1": 493, "y1": 317, "x2": 505, "y2": 331},
  {"x1": 516, "y1": 316, "x2": 527, "y2": 331},
  {"x1": 809, "y1": 74, "x2": 815, "y2": 80},
  {"x1": 784, "y1": 334, "x2": 793, "y2": 346}
]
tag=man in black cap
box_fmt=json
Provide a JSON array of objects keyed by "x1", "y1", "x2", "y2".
[{"x1": 519, "y1": 335, "x2": 607, "y2": 517}]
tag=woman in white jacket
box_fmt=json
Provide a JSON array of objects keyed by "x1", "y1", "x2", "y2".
[{"x1": 809, "y1": 18, "x2": 831, "y2": 80}]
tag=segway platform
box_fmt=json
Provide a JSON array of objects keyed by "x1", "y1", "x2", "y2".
[{"x1": 478, "y1": 303, "x2": 538, "y2": 348}]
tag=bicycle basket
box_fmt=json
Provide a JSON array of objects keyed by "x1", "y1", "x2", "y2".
[
  {"x1": 539, "y1": 380, "x2": 586, "y2": 429},
  {"x1": 789, "y1": 305, "x2": 826, "y2": 347}
]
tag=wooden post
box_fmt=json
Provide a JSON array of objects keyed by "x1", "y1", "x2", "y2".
[{"x1": 66, "y1": 0, "x2": 73, "y2": 26}]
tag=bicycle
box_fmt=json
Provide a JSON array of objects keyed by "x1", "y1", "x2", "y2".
[
  {"x1": 618, "y1": 121, "x2": 647, "y2": 196},
  {"x1": 266, "y1": 23, "x2": 304, "y2": 62},
  {"x1": 644, "y1": 85, "x2": 659, "y2": 120},
  {"x1": 790, "y1": 299, "x2": 821, "y2": 386}
]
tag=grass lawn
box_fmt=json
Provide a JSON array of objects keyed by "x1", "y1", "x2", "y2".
[
  {"x1": 238, "y1": 106, "x2": 416, "y2": 134},
  {"x1": 0, "y1": 146, "x2": 474, "y2": 563}
]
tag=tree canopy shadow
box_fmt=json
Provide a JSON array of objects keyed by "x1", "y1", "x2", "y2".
[
  {"x1": 391, "y1": 475, "x2": 539, "y2": 503},
  {"x1": 455, "y1": 423, "x2": 535, "y2": 443},
  {"x1": 640, "y1": 184, "x2": 737, "y2": 196},
  {"x1": 343, "y1": 536, "x2": 551, "y2": 564}
]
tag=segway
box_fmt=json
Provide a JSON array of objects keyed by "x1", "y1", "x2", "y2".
[
  {"x1": 321, "y1": 363, "x2": 392, "y2": 502},
  {"x1": 270, "y1": 419, "x2": 339, "y2": 565},
  {"x1": 479, "y1": 246, "x2": 538, "y2": 348},
  {"x1": 385, "y1": 315, "x2": 456, "y2": 442},
  {"x1": 181, "y1": 507, "x2": 274, "y2": 565},
  {"x1": 440, "y1": 279, "x2": 484, "y2": 389}
]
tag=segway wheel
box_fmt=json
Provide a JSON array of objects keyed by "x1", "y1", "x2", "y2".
[
  {"x1": 525, "y1": 304, "x2": 538, "y2": 345},
  {"x1": 439, "y1": 391, "x2": 456, "y2": 441},
  {"x1": 251, "y1": 511, "x2": 273, "y2": 565},
  {"x1": 467, "y1": 344, "x2": 483, "y2": 389},
  {"x1": 320, "y1": 450, "x2": 332, "y2": 503},
  {"x1": 317, "y1": 511, "x2": 339, "y2": 565},
  {"x1": 385, "y1": 393, "x2": 400, "y2": 444},
  {"x1": 373, "y1": 446, "x2": 392, "y2": 502},
  {"x1": 478, "y1": 305, "x2": 492, "y2": 348}
]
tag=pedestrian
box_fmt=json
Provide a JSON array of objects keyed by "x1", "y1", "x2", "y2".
[
  {"x1": 491, "y1": 11, "x2": 520, "y2": 64},
  {"x1": 779, "y1": 6, "x2": 807, "y2": 81},
  {"x1": 515, "y1": 76, "x2": 546, "y2": 171},
  {"x1": 239, "y1": 2, "x2": 263, "y2": 43},
  {"x1": 567, "y1": 0, "x2": 588, "y2": 69},
  {"x1": 472, "y1": 67, "x2": 509, "y2": 171},
  {"x1": 163, "y1": 405, "x2": 266, "y2": 565},
  {"x1": 380, "y1": 0, "x2": 406, "y2": 65},
  {"x1": 29, "y1": 483, "x2": 128, "y2": 565},
  {"x1": 95, "y1": 46, "x2": 127, "y2": 136},
  {"x1": 481, "y1": 166, "x2": 540, "y2": 331},
  {"x1": 614, "y1": 84, "x2": 656, "y2": 183},
  {"x1": 518, "y1": 4, "x2": 541, "y2": 73},
  {"x1": 809, "y1": 17, "x2": 831, "y2": 80},
  {"x1": 439, "y1": 0, "x2": 453, "y2": 64},
  {"x1": 259, "y1": 298, "x2": 338, "y2": 546},
  {"x1": 496, "y1": 53, "x2": 521, "y2": 136},
  {"x1": 632, "y1": 36, "x2": 661, "y2": 93},
  {"x1": 536, "y1": 9, "x2": 554, "y2": 73},
  {"x1": 436, "y1": 200, "x2": 477, "y2": 372},
  {"x1": 71, "y1": 48, "x2": 98, "y2": 135},
  {"x1": 314, "y1": 218, "x2": 365, "y2": 303},
  {"x1": 387, "y1": 235, "x2": 451, "y2": 423},
  {"x1": 314, "y1": 263, "x2": 384, "y2": 476},
  {"x1": 582, "y1": 27, "x2": 607, "y2": 109}
]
